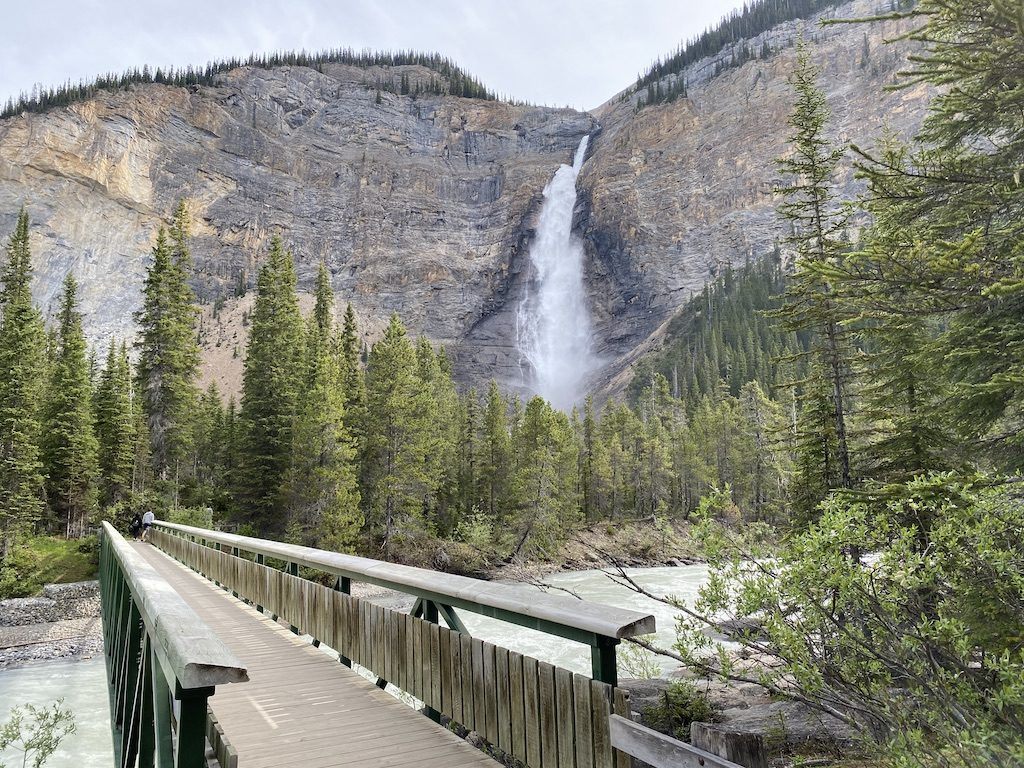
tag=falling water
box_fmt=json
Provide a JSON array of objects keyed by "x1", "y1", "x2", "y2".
[{"x1": 517, "y1": 136, "x2": 598, "y2": 410}]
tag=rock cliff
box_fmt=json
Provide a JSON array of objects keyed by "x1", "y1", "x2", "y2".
[{"x1": 0, "y1": 0, "x2": 931, "y2": 399}]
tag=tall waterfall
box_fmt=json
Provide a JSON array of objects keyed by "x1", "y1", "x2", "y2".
[{"x1": 517, "y1": 136, "x2": 597, "y2": 410}]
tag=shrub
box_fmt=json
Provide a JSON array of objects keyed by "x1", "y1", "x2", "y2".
[{"x1": 642, "y1": 680, "x2": 719, "y2": 741}]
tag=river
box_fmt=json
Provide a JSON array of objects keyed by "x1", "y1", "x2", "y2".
[
  {"x1": 460, "y1": 564, "x2": 709, "y2": 677},
  {"x1": 0, "y1": 656, "x2": 112, "y2": 768}
]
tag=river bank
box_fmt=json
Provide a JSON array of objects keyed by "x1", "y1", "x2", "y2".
[{"x1": 0, "y1": 581, "x2": 102, "y2": 668}]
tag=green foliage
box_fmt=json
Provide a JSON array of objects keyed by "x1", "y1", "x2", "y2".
[
  {"x1": 0, "y1": 535, "x2": 98, "y2": 599},
  {"x1": 2, "y1": 49, "x2": 498, "y2": 120},
  {"x1": 238, "y1": 236, "x2": 305, "y2": 534},
  {"x1": 641, "y1": 680, "x2": 719, "y2": 742},
  {"x1": 134, "y1": 201, "x2": 201, "y2": 484},
  {"x1": 41, "y1": 275, "x2": 98, "y2": 537},
  {"x1": 166, "y1": 505, "x2": 213, "y2": 529},
  {"x1": 0, "y1": 699, "x2": 76, "y2": 768},
  {"x1": 678, "y1": 476, "x2": 1024, "y2": 767},
  {"x1": 0, "y1": 209, "x2": 46, "y2": 552}
]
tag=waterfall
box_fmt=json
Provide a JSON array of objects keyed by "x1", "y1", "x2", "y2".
[{"x1": 516, "y1": 136, "x2": 598, "y2": 410}]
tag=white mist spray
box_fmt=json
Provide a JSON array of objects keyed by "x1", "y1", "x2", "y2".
[{"x1": 517, "y1": 136, "x2": 598, "y2": 410}]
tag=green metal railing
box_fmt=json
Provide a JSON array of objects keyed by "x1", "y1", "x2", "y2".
[{"x1": 99, "y1": 522, "x2": 248, "y2": 768}]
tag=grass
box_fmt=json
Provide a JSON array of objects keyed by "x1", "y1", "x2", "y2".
[{"x1": 25, "y1": 536, "x2": 99, "y2": 587}]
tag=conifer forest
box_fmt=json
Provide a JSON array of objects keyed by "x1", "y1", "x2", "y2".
[{"x1": 0, "y1": 0, "x2": 1022, "y2": 766}]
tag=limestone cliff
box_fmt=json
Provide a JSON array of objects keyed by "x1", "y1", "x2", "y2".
[
  {"x1": 0, "y1": 62, "x2": 594, "y2": 393},
  {"x1": 579, "y1": 0, "x2": 931, "y2": 394},
  {"x1": 0, "y1": 0, "x2": 932, "y2": 398}
]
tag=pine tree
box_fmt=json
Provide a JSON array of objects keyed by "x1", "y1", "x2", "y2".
[
  {"x1": 507, "y1": 397, "x2": 578, "y2": 559},
  {"x1": 478, "y1": 380, "x2": 511, "y2": 525},
  {"x1": 284, "y1": 303, "x2": 362, "y2": 551},
  {"x1": 849, "y1": 0, "x2": 1024, "y2": 468},
  {"x1": 363, "y1": 315, "x2": 432, "y2": 554},
  {"x1": 135, "y1": 207, "x2": 200, "y2": 486},
  {"x1": 238, "y1": 236, "x2": 305, "y2": 534},
  {"x1": 94, "y1": 340, "x2": 136, "y2": 507},
  {"x1": 337, "y1": 303, "x2": 367, "y2": 449},
  {"x1": 42, "y1": 274, "x2": 99, "y2": 538},
  {"x1": 773, "y1": 38, "x2": 856, "y2": 512},
  {"x1": 0, "y1": 210, "x2": 46, "y2": 552}
]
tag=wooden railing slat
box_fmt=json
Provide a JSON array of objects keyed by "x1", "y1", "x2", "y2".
[
  {"x1": 573, "y1": 673, "x2": 594, "y2": 768},
  {"x1": 495, "y1": 646, "x2": 512, "y2": 754},
  {"x1": 555, "y1": 666, "x2": 577, "y2": 768},
  {"x1": 538, "y1": 661, "x2": 558, "y2": 768}
]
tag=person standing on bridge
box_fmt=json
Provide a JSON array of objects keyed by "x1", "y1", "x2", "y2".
[{"x1": 140, "y1": 509, "x2": 156, "y2": 542}]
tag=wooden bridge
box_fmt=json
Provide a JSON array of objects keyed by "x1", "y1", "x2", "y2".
[{"x1": 98, "y1": 520, "x2": 747, "y2": 768}]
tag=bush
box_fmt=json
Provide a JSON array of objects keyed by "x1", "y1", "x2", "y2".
[
  {"x1": 166, "y1": 506, "x2": 213, "y2": 529},
  {"x1": 0, "y1": 546, "x2": 43, "y2": 598},
  {"x1": 678, "y1": 474, "x2": 1024, "y2": 767},
  {"x1": 642, "y1": 681, "x2": 719, "y2": 742}
]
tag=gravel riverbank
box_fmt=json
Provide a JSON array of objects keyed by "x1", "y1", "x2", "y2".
[{"x1": 0, "y1": 581, "x2": 102, "y2": 668}]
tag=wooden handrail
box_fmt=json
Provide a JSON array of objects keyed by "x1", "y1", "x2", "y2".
[
  {"x1": 154, "y1": 520, "x2": 656, "y2": 644},
  {"x1": 103, "y1": 522, "x2": 248, "y2": 690},
  {"x1": 100, "y1": 522, "x2": 247, "y2": 768},
  {"x1": 608, "y1": 715, "x2": 745, "y2": 768}
]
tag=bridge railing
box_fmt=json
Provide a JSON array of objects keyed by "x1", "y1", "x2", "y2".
[
  {"x1": 99, "y1": 522, "x2": 248, "y2": 768},
  {"x1": 150, "y1": 521, "x2": 657, "y2": 768}
]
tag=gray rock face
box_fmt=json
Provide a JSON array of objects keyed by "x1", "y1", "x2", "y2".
[
  {"x1": 0, "y1": 63, "x2": 594, "y2": 392},
  {"x1": 582, "y1": 0, "x2": 932, "y2": 394},
  {"x1": 0, "y1": 0, "x2": 931, "y2": 397}
]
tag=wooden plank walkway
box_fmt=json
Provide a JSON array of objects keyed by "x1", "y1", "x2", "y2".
[{"x1": 131, "y1": 542, "x2": 498, "y2": 768}]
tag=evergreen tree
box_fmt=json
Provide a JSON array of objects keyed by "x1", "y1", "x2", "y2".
[
  {"x1": 284, "y1": 309, "x2": 362, "y2": 551},
  {"x1": 238, "y1": 236, "x2": 305, "y2": 534},
  {"x1": 363, "y1": 315, "x2": 431, "y2": 554},
  {"x1": 135, "y1": 206, "x2": 200, "y2": 485},
  {"x1": 0, "y1": 210, "x2": 46, "y2": 552},
  {"x1": 94, "y1": 340, "x2": 136, "y2": 507},
  {"x1": 773, "y1": 38, "x2": 856, "y2": 512},
  {"x1": 42, "y1": 274, "x2": 99, "y2": 537},
  {"x1": 507, "y1": 397, "x2": 578, "y2": 559},
  {"x1": 337, "y1": 303, "x2": 367, "y2": 448},
  {"x1": 478, "y1": 380, "x2": 511, "y2": 524},
  {"x1": 849, "y1": 0, "x2": 1024, "y2": 469}
]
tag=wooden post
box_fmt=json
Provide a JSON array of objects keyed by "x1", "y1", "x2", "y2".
[{"x1": 690, "y1": 723, "x2": 767, "y2": 768}]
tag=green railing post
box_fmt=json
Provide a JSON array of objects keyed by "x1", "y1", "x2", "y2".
[
  {"x1": 174, "y1": 689, "x2": 214, "y2": 768},
  {"x1": 592, "y1": 635, "x2": 619, "y2": 687},
  {"x1": 255, "y1": 553, "x2": 265, "y2": 613}
]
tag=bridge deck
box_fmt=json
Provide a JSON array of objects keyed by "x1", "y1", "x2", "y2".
[{"x1": 131, "y1": 542, "x2": 497, "y2": 768}]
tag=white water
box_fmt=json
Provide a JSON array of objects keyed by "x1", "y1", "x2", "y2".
[
  {"x1": 460, "y1": 565, "x2": 711, "y2": 677},
  {"x1": 0, "y1": 656, "x2": 112, "y2": 768},
  {"x1": 517, "y1": 136, "x2": 599, "y2": 410}
]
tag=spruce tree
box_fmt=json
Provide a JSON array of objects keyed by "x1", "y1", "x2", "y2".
[
  {"x1": 135, "y1": 207, "x2": 200, "y2": 486},
  {"x1": 478, "y1": 380, "x2": 511, "y2": 524},
  {"x1": 337, "y1": 303, "x2": 367, "y2": 451},
  {"x1": 94, "y1": 340, "x2": 136, "y2": 507},
  {"x1": 849, "y1": 0, "x2": 1024, "y2": 468},
  {"x1": 0, "y1": 210, "x2": 46, "y2": 551},
  {"x1": 42, "y1": 274, "x2": 99, "y2": 537},
  {"x1": 774, "y1": 38, "x2": 856, "y2": 512},
  {"x1": 238, "y1": 236, "x2": 305, "y2": 534},
  {"x1": 363, "y1": 314, "x2": 432, "y2": 554}
]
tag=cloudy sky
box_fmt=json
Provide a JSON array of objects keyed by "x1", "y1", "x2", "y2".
[{"x1": 2, "y1": 0, "x2": 743, "y2": 111}]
